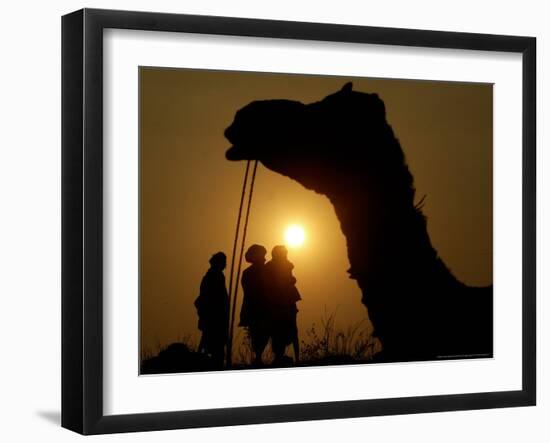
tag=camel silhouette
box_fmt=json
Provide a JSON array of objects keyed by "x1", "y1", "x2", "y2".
[{"x1": 224, "y1": 82, "x2": 493, "y2": 363}]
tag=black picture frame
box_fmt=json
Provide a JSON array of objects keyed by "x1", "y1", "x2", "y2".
[{"x1": 61, "y1": 8, "x2": 536, "y2": 435}]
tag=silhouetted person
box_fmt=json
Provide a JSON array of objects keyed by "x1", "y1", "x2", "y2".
[
  {"x1": 264, "y1": 245, "x2": 301, "y2": 363},
  {"x1": 194, "y1": 252, "x2": 229, "y2": 367},
  {"x1": 238, "y1": 244, "x2": 270, "y2": 366}
]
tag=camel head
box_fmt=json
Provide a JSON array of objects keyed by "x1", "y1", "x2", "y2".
[{"x1": 225, "y1": 83, "x2": 405, "y2": 198}]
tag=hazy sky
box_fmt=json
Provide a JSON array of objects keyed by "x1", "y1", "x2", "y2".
[{"x1": 139, "y1": 67, "x2": 492, "y2": 357}]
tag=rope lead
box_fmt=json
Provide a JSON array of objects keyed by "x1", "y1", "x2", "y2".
[{"x1": 226, "y1": 160, "x2": 259, "y2": 368}]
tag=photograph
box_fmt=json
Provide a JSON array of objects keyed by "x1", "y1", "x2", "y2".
[
  {"x1": 138, "y1": 68, "x2": 494, "y2": 375},
  {"x1": 56, "y1": 4, "x2": 538, "y2": 437}
]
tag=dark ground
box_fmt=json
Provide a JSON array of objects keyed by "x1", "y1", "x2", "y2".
[{"x1": 140, "y1": 342, "x2": 371, "y2": 375}]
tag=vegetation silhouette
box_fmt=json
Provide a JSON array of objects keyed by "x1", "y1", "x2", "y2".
[
  {"x1": 141, "y1": 342, "x2": 218, "y2": 374},
  {"x1": 224, "y1": 82, "x2": 493, "y2": 363},
  {"x1": 140, "y1": 309, "x2": 379, "y2": 374}
]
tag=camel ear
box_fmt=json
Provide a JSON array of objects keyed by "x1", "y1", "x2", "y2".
[{"x1": 341, "y1": 82, "x2": 353, "y2": 93}]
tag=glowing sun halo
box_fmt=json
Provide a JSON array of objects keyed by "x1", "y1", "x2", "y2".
[{"x1": 285, "y1": 224, "x2": 306, "y2": 248}]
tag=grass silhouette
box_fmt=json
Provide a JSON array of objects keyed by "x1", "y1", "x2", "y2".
[
  {"x1": 299, "y1": 309, "x2": 381, "y2": 365},
  {"x1": 140, "y1": 310, "x2": 381, "y2": 374}
]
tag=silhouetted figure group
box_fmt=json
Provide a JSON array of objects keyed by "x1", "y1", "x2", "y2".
[
  {"x1": 240, "y1": 244, "x2": 301, "y2": 365},
  {"x1": 194, "y1": 245, "x2": 301, "y2": 368}
]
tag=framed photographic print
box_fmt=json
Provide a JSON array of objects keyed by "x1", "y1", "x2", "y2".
[{"x1": 61, "y1": 8, "x2": 536, "y2": 435}]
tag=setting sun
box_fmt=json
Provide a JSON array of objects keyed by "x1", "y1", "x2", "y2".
[{"x1": 284, "y1": 224, "x2": 306, "y2": 248}]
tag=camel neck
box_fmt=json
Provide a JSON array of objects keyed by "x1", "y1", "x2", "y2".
[{"x1": 331, "y1": 193, "x2": 459, "y2": 290}]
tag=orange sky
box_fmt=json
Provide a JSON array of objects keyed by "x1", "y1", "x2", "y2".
[{"x1": 139, "y1": 67, "x2": 492, "y2": 357}]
